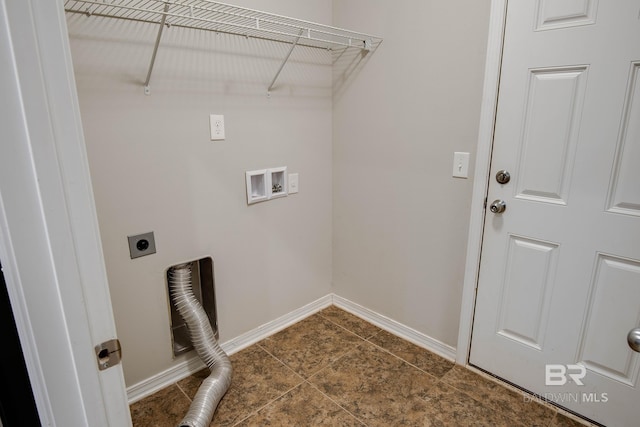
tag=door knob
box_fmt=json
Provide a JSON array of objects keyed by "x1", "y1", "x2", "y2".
[
  {"x1": 489, "y1": 200, "x2": 507, "y2": 214},
  {"x1": 496, "y1": 170, "x2": 511, "y2": 184},
  {"x1": 628, "y1": 328, "x2": 640, "y2": 353}
]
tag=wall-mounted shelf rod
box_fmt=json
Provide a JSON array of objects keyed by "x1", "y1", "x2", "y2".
[
  {"x1": 267, "y1": 28, "x2": 303, "y2": 96},
  {"x1": 64, "y1": 0, "x2": 383, "y2": 94},
  {"x1": 144, "y1": 2, "x2": 170, "y2": 95}
]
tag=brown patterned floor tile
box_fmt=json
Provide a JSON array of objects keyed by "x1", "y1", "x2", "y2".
[
  {"x1": 423, "y1": 381, "x2": 525, "y2": 426},
  {"x1": 441, "y1": 366, "x2": 555, "y2": 427},
  {"x1": 319, "y1": 305, "x2": 382, "y2": 339},
  {"x1": 258, "y1": 314, "x2": 364, "y2": 378},
  {"x1": 175, "y1": 368, "x2": 207, "y2": 401},
  {"x1": 132, "y1": 314, "x2": 578, "y2": 427},
  {"x1": 308, "y1": 342, "x2": 441, "y2": 427},
  {"x1": 236, "y1": 382, "x2": 364, "y2": 426},
  {"x1": 549, "y1": 413, "x2": 591, "y2": 427},
  {"x1": 368, "y1": 329, "x2": 454, "y2": 378},
  {"x1": 130, "y1": 384, "x2": 191, "y2": 427},
  {"x1": 177, "y1": 345, "x2": 303, "y2": 427}
]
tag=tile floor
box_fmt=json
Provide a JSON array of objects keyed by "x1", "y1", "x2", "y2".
[{"x1": 130, "y1": 306, "x2": 588, "y2": 426}]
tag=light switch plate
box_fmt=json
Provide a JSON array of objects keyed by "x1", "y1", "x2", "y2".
[
  {"x1": 288, "y1": 173, "x2": 299, "y2": 194},
  {"x1": 452, "y1": 152, "x2": 470, "y2": 178},
  {"x1": 210, "y1": 114, "x2": 225, "y2": 140}
]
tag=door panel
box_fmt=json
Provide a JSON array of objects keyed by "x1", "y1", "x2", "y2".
[
  {"x1": 607, "y1": 62, "x2": 640, "y2": 216},
  {"x1": 496, "y1": 235, "x2": 558, "y2": 350},
  {"x1": 515, "y1": 66, "x2": 587, "y2": 204},
  {"x1": 534, "y1": 0, "x2": 599, "y2": 31},
  {"x1": 471, "y1": 1, "x2": 640, "y2": 425},
  {"x1": 577, "y1": 255, "x2": 640, "y2": 386}
]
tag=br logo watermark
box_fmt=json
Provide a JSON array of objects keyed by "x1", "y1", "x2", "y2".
[
  {"x1": 523, "y1": 364, "x2": 609, "y2": 404},
  {"x1": 545, "y1": 364, "x2": 586, "y2": 386}
]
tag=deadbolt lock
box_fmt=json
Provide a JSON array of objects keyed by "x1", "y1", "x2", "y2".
[{"x1": 496, "y1": 170, "x2": 511, "y2": 184}]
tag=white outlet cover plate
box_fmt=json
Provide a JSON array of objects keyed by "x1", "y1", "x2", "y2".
[
  {"x1": 452, "y1": 152, "x2": 470, "y2": 178},
  {"x1": 210, "y1": 114, "x2": 225, "y2": 140}
]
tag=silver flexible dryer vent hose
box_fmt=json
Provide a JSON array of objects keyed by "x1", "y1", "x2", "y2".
[{"x1": 168, "y1": 263, "x2": 232, "y2": 427}]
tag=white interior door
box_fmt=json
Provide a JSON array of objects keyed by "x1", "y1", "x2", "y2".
[{"x1": 470, "y1": 1, "x2": 640, "y2": 425}]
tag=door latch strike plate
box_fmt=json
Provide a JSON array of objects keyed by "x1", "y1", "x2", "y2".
[{"x1": 95, "y1": 339, "x2": 122, "y2": 371}]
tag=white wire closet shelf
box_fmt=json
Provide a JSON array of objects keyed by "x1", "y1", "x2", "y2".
[{"x1": 64, "y1": 0, "x2": 383, "y2": 95}]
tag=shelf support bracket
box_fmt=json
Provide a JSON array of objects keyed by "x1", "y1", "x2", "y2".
[
  {"x1": 267, "y1": 29, "x2": 304, "y2": 96},
  {"x1": 143, "y1": 2, "x2": 170, "y2": 95}
]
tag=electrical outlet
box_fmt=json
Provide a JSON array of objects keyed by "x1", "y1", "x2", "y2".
[
  {"x1": 210, "y1": 114, "x2": 225, "y2": 140},
  {"x1": 127, "y1": 231, "x2": 156, "y2": 259}
]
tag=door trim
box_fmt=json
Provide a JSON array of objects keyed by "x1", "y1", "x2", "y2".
[
  {"x1": 456, "y1": 0, "x2": 508, "y2": 365},
  {"x1": 0, "y1": 0, "x2": 131, "y2": 425}
]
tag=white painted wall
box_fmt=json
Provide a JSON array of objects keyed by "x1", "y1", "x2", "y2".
[
  {"x1": 332, "y1": 0, "x2": 491, "y2": 348},
  {"x1": 67, "y1": 0, "x2": 333, "y2": 386},
  {"x1": 67, "y1": 0, "x2": 492, "y2": 387}
]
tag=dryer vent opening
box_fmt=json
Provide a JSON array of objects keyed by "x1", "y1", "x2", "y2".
[
  {"x1": 167, "y1": 260, "x2": 232, "y2": 427},
  {"x1": 167, "y1": 257, "x2": 217, "y2": 357}
]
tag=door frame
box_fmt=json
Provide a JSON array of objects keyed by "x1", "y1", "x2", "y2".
[
  {"x1": 456, "y1": 0, "x2": 508, "y2": 365},
  {"x1": 0, "y1": 0, "x2": 130, "y2": 425}
]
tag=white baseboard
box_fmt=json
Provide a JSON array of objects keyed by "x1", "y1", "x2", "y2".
[
  {"x1": 127, "y1": 354, "x2": 206, "y2": 404},
  {"x1": 331, "y1": 294, "x2": 457, "y2": 362},
  {"x1": 127, "y1": 293, "x2": 457, "y2": 403},
  {"x1": 220, "y1": 294, "x2": 332, "y2": 355},
  {"x1": 126, "y1": 294, "x2": 332, "y2": 404}
]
